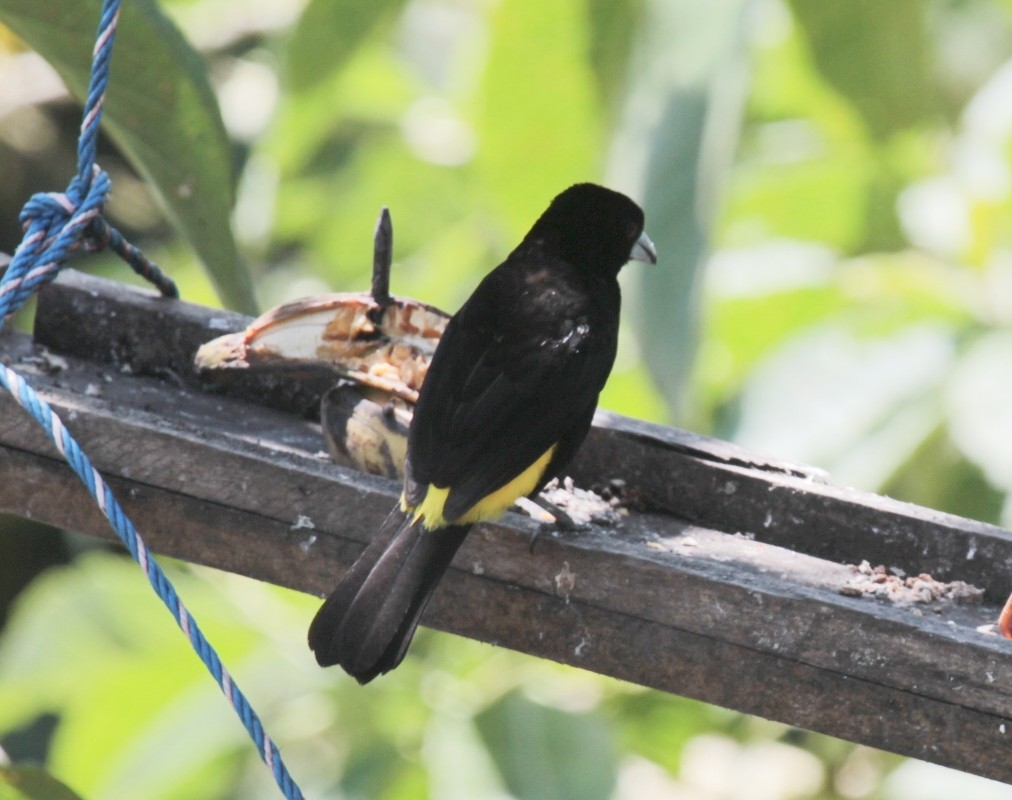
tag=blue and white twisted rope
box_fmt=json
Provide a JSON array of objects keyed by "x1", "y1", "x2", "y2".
[{"x1": 0, "y1": 2, "x2": 304, "y2": 797}]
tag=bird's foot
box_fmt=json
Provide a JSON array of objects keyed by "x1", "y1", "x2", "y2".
[{"x1": 531, "y1": 494, "x2": 587, "y2": 532}]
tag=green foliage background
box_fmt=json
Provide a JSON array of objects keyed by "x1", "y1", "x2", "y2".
[{"x1": 2, "y1": 0, "x2": 1012, "y2": 798}]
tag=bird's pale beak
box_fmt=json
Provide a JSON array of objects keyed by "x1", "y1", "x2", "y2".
[{"x1": 629, "y1": 231, "x2": 657, "y2": 265}]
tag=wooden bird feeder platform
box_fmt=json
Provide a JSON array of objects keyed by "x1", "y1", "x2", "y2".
[{"x1": 1, "y1": 270, "x2": 1010, "y2": 783}]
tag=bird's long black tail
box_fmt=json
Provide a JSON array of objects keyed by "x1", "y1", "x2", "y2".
[{"x1": 308, "y1": 507, "x2": 470, "y2": 683}]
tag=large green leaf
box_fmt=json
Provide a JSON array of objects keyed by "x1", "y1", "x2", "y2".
[
  {"x1": 0, "y1": 766, "x2": 85, "y2": 800},
  {"x1": 609, "y1": 0, "x2": 751, "y2": 421},
  {"x1": 475, "y1": 689, "x2": 617, "y2": 800},
  {"x1": 0, "y1": 0, "x2": 257, "y2": 313}
]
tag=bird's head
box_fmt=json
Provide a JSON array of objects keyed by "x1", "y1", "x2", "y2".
[{"x1": 523, "y1": 183, "x2": 657, "y2": 278}]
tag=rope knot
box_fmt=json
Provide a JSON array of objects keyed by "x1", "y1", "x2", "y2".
[
  {"x1": 3, "y1": 165, "x2": 175, "y2": 311},
  {"x1": 18, "y1": 164, "x2": 111, "y2": 250},
  {"x1": 18, "y1": 191, "x2": 77, "y2": 232}
]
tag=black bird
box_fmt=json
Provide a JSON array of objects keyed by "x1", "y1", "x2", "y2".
[{"x1": 308, "y1": 183, "x2": 657, "y2": 683}]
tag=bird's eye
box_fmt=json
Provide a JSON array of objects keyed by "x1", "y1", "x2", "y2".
[{"x1": 625, "y1": 221, "x2": 639, "y2": 241}]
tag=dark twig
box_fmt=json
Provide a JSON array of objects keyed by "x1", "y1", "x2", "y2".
[{"x1": 372, "y1": 207, "x2": 393, "y2": 307}]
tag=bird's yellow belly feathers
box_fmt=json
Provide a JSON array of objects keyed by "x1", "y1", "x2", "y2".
[{"x1": 403, "y1": 444, "x2": 557, "y2": 529}]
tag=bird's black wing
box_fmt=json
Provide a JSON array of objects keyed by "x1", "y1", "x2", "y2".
[{"x1": 406, "y1": 258, "x2": 618, "y2": 521}]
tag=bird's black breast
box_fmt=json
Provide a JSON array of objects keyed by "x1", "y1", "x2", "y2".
[{"x1": 405, "y1": 249, "x2": 621, "y2": 518}]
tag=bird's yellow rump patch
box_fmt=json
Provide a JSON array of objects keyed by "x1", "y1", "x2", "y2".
[{"x1": 403, "y1": 444, "x2": 558, "y2": 530}]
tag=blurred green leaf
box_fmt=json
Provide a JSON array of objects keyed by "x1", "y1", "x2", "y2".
[
  {"x1": 699, "y1": 247, "x2": 977, "y2": 445},
  {"x1": 475, "y1": 689, "x2": 617, "y2": 800},
  {"x1": 272, "y1": 136, "x2": 487, "y2": 307},
  {"x1": 704, "y1": 285, "x2": 846, "y2": 412},
  {"x1": 602, "y1": 691, "x2": 727, "y2": 775},
  {"x1": 724, "y1": 156, "x2": 873, "y2": 251},
  {"x1": 881, "y1": 423, "x2": 1004, "y2": 525},
  {"x1": 732, "y1": 322, "x2": 956, "y2": 488},
  {"x1": 611, "y1": 0, "x2": 751, "y2": 421},
  {"x1": 268, "y1": 46, "x2": 413, "y2": 177},
  {"x1": 945, "y1": 329, "x2": 1012, "y2": 504},
  {"x1": 339, "y1": 739, "x2": 401, "y2": 798},
  {"x1": 719, "y1": 12, "x2": 905, "y2": 254},
  {"x1": 285, "y1": 0, "x2": 407, "y2": 94},
  {"x1": 0, "y1": 0, "x2": 257, "y2": 313},
  {"x1": 584, "y1": 0, "x2": 644, "y2": 120},
  {"x1": 631, "y1": 86, "x2": 715, "y2": 424},
  {"x1": 475, "y1": 0, "x2": 601, "y2": 233},
  {"x1": 928, "y1": 0, "x2": 1012, "y2": 114},
  {"x1": 0, "y1": 555, "x2": 268, "y2": 800},
  {"x1": 788, "y1": 0, "x2": 937, "y2": 139},
  {"x1": 0, "y1": 765, "x2": 84, "y2": 800},
  {"x1": 703, "y1": 250, "x2": 972, "y2": 397}
]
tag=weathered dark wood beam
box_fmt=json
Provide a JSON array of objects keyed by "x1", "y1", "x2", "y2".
[
  {"x1": 0, "y1": 270, "x2": 1007, "y2": 784},
  {"x1": 34, "y1": 271, "x2": 1012, "y2": 601}
]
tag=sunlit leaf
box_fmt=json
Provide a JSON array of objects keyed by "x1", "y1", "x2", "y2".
[
  {"x1": 703, "y1": 285, "x2": 848, "y2": 416},
  {"x1": 273, "y1": 137, "x2": 487, "y2": 308},
  {"x1": 475, "y1": 689, "x2": 617, "y2": 800},
  {"x1": 0, "y1": 0, "x2": 257, "y2": 313},
  {"x1": 698, "y1": 248, "x2": 976, "y2": 441}
]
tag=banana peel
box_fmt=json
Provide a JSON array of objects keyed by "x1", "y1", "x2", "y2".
[
  {"x1": 194, "y1": 292, "x2": 448, "y2": 405},
  {"x1": 194, "y1": 290, "x2": 449, "y2": 480},
  {"x1": 194, "y1": 208, "x2": 445, "y2": 480}
]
